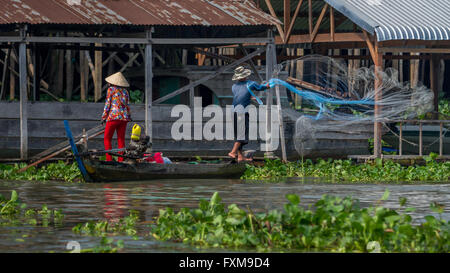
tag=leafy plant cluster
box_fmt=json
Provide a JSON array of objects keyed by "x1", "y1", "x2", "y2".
[
  {"x1": 439, "y1": 98, "x2": 450, "y2": 118},
  {"x1": 1, "y1": 190, "x2": 64, "y2": 227},
  {"x1": 72, "y1": 210, "x2": 140, "y2": 237},
  {"x1": 242, "y1": 156, "x2": 450, "y2": 182},
  {"x1": 0, "y1": 161, "x2": 82, "y2": 183},
  {"x1": 150, "y1": 191, "x2": 449, "y2": 253},
  {"x1": 71, "y1": 211, "x2": 140, "y2": 253}
]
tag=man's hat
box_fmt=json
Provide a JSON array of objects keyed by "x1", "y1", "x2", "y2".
[
  {"x1": 105, "y1": 72, "x2": 130, "y2": 87},
  {"x1": 232, "y1": 66, "x2": 252, "y2": 81}
]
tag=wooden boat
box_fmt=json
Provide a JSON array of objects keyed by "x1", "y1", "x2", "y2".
[
  {"x1": 63, "y1": 120, "x2": 246, "y2": 183},
  {"x1": 80, "y1": 157, "x2": 247, "y2": 183}
]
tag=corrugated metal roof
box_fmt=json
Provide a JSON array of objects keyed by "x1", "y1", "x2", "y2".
[
  {"x1": 326, "y1": 0, "x2": 450, "y2": 41},
  {"x1": 0, "y1": 0, "x2": 279, "y2": 26}
]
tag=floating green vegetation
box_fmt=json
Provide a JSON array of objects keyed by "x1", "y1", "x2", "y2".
[
  {"x1": 151, "y1": 191, "x2": 449, "y2": 253},
  {"x1": 0, "y1": 190, "x2": 64, "y2": 227},
  {"x1": 71, "y1": 210, "x2": 140, "y2": 253},
  {"x1": 0, "y1": 161, "x2": 82, "y2": 183},
  {"x1": 72, "y1": 210, "x2": 139, "y2": 237},
  {"x1": 242, "y1": 155, "x2": 450, "y2": 183}
]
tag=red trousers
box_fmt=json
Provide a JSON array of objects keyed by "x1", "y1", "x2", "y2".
[{"x1": 104, "y1": 120, "x2": 128, "y2": 162}]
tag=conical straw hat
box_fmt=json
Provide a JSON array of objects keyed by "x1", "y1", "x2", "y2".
[
  {"x1": 105, "y1": 72, "x2": 130, "y2": 87},
  {"x1": 232, "y1": 66, "x2": 252, "y2": 81}
]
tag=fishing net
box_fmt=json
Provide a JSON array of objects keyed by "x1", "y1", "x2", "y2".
[
  {"x1": 262, "y1": 55, "x2": 435, "y2": 155},
  {"x1": 270, "y1": 55, "x2": 434, "y2": 123}
]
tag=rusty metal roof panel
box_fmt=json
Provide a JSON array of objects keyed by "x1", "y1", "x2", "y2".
[{"x1": 0, "y1": 0, "x2": 279, "y2": 26}]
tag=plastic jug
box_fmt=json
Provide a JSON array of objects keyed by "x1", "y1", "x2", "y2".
[{"x1": 131, "y1": 124, "x2": 141, "y2": 141}]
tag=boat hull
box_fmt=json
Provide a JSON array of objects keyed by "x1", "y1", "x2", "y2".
[{"x1": 82, "y1": 158, "x2": 247, "y2": 183}]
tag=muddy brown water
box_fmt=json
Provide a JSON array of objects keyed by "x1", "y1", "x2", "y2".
[{"x1": 0, "y1": 179, "x2": 449, "y2": 253}]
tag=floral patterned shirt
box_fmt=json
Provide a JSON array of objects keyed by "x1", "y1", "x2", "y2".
[{"x1": 102, "y1": 86, "x2": 131, "y2": 122}]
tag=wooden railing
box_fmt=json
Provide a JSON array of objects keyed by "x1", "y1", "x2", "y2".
[{"x1": 390, "y1": 120, "x2": 450, "y2": 156}]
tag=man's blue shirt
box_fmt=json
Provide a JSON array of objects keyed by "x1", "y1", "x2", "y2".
[{"x1": 232, "y1": 80, "x2": 268, "y2": 110}]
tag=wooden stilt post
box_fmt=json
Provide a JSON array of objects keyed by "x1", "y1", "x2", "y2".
[
  {"x1": 32, "y1": 44, "x2": 40, "y2": 101},
  {"x1": 430, "y1": 54, "x2": 439, "y2": 117},
  {"x1": 265, "y1": 29, "x2": 274, "y2": 156},
  {"x1": 373, "y1": 45, "x2": 383, "y2": 158},
  {"x1": 274, "y1": 71, "x2": 287, "y2": 162},
  {"x1": 189, "y1": 79, "x2": 195, "y2": 108},
  {"x1": 80, "y1": 48, "x2": 87, "y2": 102},
  {"x1": 364, "y1": 30, "x2": 383, "y2": 158},
  {"x1": 145, "y1": 28, "x2": 154, "y2": 142},
  {"x1": 10, "y1": 49, "x2": 16, "y2": 100},
  {"x1": 56, "y1": 48, "x2": 64, "y2": 97},
  {"x1": 19, "y1": 39, "x2": 28, "y2": 160},
  {"x1": 399, "y1": 122, "x2": 403, "y2": 156},
  {"x1": 94, "y1": 43, "x2": 102, "y2": 102},
  {"x1": 66, "y1": 49, "x2": 73, "y2": 101}
]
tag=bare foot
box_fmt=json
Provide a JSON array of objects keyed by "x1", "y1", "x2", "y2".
[
  {"x1": 238, "y1": 157, "x2": 253, "y2": 163},
  {"x1": 228, "y1": 152, "x2": 237, "y2": 159}
]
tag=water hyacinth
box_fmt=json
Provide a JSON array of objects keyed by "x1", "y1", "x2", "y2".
[
  {"x1": 0, "y1": 161, "x2": 82, "y2": 183},
  {"x1": 151, "y1": 191, "x2": 449, "y2": 253},
  {"x1": 242, "y1": 156, "x2": 450, "y2": 182}
]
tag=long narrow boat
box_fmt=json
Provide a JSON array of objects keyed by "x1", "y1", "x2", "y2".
[
  {"x1": 63, "y1": 120, "x2": 246, "y2": 183},
  {"x1": 81, "y1": 157, "x2": 247, "y2": 183}
]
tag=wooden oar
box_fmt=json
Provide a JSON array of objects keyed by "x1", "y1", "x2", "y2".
[{"x1": 17, "y1": 129, "x2": 104, "y2": 173}]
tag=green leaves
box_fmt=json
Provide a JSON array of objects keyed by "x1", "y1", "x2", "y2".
[
  {"x1": 286, "y1": 194, "x2": 300, "y2": 205},
  {"x1": 0, "y1": 161, "x2": 83, "y2": 183},
  {"x1": 381, "y1": 189, "x2": 390, "y2": 201},
  {"x1": 241, "y1": 158, "x2": 450, "y2": 183},
  {"x1": 150, "y1": 192, "x2": 450, "y2": 253}
]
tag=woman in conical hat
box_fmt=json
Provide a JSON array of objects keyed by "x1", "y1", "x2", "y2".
[
  {"x1": 101, "y1": 72, "x2": 132, "y2": 162},
  {"x1": 229, "y1": 66, "x2": 270, "y2": 162}
]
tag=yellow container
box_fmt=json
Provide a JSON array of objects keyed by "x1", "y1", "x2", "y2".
[{"x1": 131, "y1": 124, "x2": 141, "y2": 141}]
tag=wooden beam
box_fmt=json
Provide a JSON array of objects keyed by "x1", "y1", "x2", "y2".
[
  {"x1": 379, "y1": 47, "x2": 450, "y2": 54},
  {"x1": 0, "y1": 48, "x2": 10, "y2": 100},
  {"x1": 85, "y1": 51, "x2": 97, "y2": 96},
  {"x1": 285, "y1": 0, "x2": 304, "y2": 44},
  {"x1": 308, "y1": 0, "x2": 313, "y2": 35},
  {"x1": 154, "y1": 47, "x2": 266, "y2": 104},
  {"x1": 284, "y1": 0, "x2": 291, "y2": 35},
  {"x1": 19, "y1": 41, "x2": 28, "y2": 160},
  {"x1": 330, "y1": 7, "x2": 335, "y2": 42},
  {"x1": 238, "y1": 44, "x2": 263, "y2": 82},
  {"x1": 363, "y1": 30, "x2": 377, "y2": 64},
  {"x1": 0, "y1": 36, "x2": 273, "y2": 45},
  {"x1": 275, "y1": 32, "x2": 366, "y2": 44},
  {"x1": 311, "y1": 3, "x2": 329, "y2": 42},
  {"x1": 265, "y1": 0, "x2": 285, "y2": 42}
]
